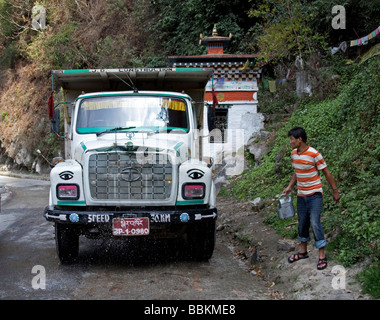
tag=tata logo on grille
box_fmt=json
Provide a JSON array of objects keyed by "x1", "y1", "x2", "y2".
[{"x1": 120, "y1": 167, "x2": 141, "y2": 182}]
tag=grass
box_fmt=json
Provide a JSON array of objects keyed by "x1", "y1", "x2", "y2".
[
  {"x1": 358, "y1": 263, "x2": 380, "y2": 299},
  {"x1": 229, "y1": 57, "x2": 380, "y2": 298}
]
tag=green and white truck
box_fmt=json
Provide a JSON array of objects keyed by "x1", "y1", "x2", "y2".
[{"x1": 43, "y1": 68, "x2": 218, "y2": 263}]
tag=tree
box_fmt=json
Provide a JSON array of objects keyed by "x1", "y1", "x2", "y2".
[
  {"x1": 248, "y1": 0, "x2": 327, "y2": 63},
  {"x1": 152, "y1": 0, "x2": 255, "y2": 57}
]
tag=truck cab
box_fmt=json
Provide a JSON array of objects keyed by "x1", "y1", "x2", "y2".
[{"x1": 44, "y1": 68, "x2": 217, "y2": 263}]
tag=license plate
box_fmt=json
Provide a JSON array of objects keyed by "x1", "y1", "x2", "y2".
[{"x1": 112, "y1": 217, "x2": 150, "y2": 236}]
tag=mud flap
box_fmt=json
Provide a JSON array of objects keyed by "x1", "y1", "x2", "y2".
[{"x1": 55, "y1": 223, "x2": 79, "y2": 264}]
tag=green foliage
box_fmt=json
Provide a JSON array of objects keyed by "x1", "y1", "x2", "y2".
[
  {"x1": 230, "y1": 57, "x2": 380, "y2": 276},
  {"x1": 0, "y1": 111, "x2": 8, "y2": 121},
  {"x1": 95, "y1": 35, "x2": 134, "y2": 68},
  {"x1": 248, "y1": 0, "x2": 380, "y2": 62},
  {"x1": 0, "y1": 0, "x2": 378, "y2": 275},
  {"x1": 26, "y1": 21, "x2": 81, "y2": 71},
  {"x1": 0, "y1": 41, "x2": 17, "y2": 68},
  {"x1": 152, "y1": 0, "x2": 255, "y2": 56},
  {"x1": 36, "y1": 130, "x2": 63, "y2": 160},
  {"x1": 36, "y1": 102, "x2": 65, "y2": 160},
  {"x1": 248, "y1": 0, "x2": 328, "y2": 62},
  {"x1": 1, "y1": 0, "x2": 380, "y2": 72},
  {"x1": 328, "y1": 232, "x2": 373, "y2": 267},
  {"x1": 358, "y1": 262, "x2": 380, "y2": 299},
  {"x1": 0, "y1": 0, "x2": 30, "y2": 39},
  {"x1": 257, "y1": 83, "x2": 298, "y2": 114}
]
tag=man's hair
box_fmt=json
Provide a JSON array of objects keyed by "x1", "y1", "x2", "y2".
[{"x1": 288, "y1": 126, "x2": 307, "y2": 142}]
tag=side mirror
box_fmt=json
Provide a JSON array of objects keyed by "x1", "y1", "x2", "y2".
[{"x1": 50, "y1": 108, "x2": 60, "y2": 136}]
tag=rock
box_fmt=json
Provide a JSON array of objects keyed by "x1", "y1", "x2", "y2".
[
  {"x1": 14, "y1": 145, "x2": 31, "y2": 166},
  {"x1": 247, "y1": 141, "x2": 269, "y2": 163},
  {"x1": 250, "y1": 197, "x2": 261, "y2": 212},
  {"x1": 250, "y1": 249, "x2": 259, "y2": 264},
  {"x1": 277, "y1": 239, "x2": 296, "y2": 252},
  {"x1": 246, "y1": 131, "x2": 271, "y2": 163},
  {"x1": 216, "y1": 224, "x2": 225, "y2": 231},
  {"x1": 251, "y1": 197, "x2": 261, "y2": 206},
  {"x1": 32, "y1": 158, "x2": 51, "y2": 175}
]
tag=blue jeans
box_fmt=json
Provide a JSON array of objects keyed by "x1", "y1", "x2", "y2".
[{"x1": 297, "y1": 192, "x2": 327, "y2": 249}]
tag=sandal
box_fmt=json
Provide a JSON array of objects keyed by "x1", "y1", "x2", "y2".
[
  {"x1": 288, "y1": 252, "x2": 309, "y2": 263},
  {"x1": 317, "y1": 257, "x2": 328, "y2": 270}
]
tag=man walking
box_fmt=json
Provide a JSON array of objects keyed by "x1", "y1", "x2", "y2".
[{"x1": 283, "y1": 127, "x2": 340, "y2": 270}]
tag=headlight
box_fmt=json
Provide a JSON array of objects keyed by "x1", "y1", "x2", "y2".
[
  {"x1": 182, "y1": 183, "x2": 205, "y2": 199},
  {"x1": 57, "y1": 184, "x2": 80, "y2": 200}
]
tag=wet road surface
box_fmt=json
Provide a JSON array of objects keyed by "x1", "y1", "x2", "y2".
[{"x1": 0, "y1": 175, "x2": 270, "y2": 300}]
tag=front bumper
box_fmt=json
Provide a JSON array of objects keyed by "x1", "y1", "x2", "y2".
[{"x1": 44, "y1": 206, "x2": 217, "y2": 226}]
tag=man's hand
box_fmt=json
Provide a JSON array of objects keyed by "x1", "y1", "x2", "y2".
[
  {"x1": 282, "y1": 186, "x2": 292, "y2": 196},
  {"x1": 283, "y1": 172, "x2": 297, "y2": 196},
  {"x1": 321, "y1": 167, "x2": 340, "y2": 203},
  {"x1": 332, "y1": 189, "x2": 340, "y2": 203}
]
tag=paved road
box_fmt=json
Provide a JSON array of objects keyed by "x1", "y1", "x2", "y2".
[{"x1": 0, "y1": 175, "x2": 270, "y2": 301}]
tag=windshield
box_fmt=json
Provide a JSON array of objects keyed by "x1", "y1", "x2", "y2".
[{"x1": 76, "y1": 95, "x2": 189, "y2": 134}]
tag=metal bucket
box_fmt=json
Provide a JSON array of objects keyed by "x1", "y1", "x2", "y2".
[{"x1": 276, "y1": 194, "x2": 295, "y2": 220}]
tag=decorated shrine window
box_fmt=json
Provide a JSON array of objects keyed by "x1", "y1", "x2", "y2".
[{"x1": 209, "y1": 108, "x2": 228, "y2": 143}]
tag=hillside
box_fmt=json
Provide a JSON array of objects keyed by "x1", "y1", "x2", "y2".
[
  {"x1": 226, "y1": 57, "x2": 380, "y2": 298},
  {"x1": 0, "y1": 0, "x2": 379, "y2": 298},
  {"x1": 1, "y1": 0, "x2": 380, "y2": 169}
]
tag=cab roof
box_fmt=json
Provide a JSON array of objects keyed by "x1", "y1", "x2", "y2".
[
  {"x1": 52, "y1": 68, "x2": 214, "y2": 93},
  {"x1": 76, "y1": 90, "x2": 192, "y2": 101}
]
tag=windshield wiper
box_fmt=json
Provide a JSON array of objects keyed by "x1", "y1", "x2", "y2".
[{"x1": 96, "y1": 126, "x2": 136, "y2": 137}]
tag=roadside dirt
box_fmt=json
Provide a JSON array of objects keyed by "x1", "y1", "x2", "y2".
[
  {"x1": 216, "y1": 195, "x2": 372, "y2": 300},
  {"x1": 0, "y1": 169, "x2": 372, "y2": 300}
]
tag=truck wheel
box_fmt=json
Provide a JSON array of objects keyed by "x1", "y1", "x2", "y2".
[
  {"x1": 189, "y1": 221, "x2": 216, "y2": 261},
  {"x1": 55, "y1": 223, "x2": 79, "y2": 264}
]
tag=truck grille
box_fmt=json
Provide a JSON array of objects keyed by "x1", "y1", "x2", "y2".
[{"x1": 88, "y1": 151, "x2": 173, "y2": 201}]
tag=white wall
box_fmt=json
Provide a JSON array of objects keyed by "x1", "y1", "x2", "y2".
[{"x1": 202, "y1": 101, "x2": 264, "y2": 160}]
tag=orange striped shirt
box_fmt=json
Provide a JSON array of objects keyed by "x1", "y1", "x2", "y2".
[{"x1": 291, "y1": 147, "x2": 327, "y2": 196}]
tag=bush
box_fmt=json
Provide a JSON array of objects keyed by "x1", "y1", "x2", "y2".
[
  {"x1": 358, "y1": 263, "x2": 380, "y2": 299},
  {"x1": 26, "y1": 22, "x2": 81, "y2": 71},
  {"x1": 230, "y1": 57, "x2": 380, "y2": 270}
]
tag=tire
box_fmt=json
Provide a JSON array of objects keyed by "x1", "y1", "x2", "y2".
[
  {"x1": 55, "y1": 223, "x2": 79, "y2": 264},
  {"x1": 188, "y1": 221, "x2": 216, "y2": 261}
]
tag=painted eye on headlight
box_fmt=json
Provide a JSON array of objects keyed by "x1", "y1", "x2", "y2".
[
  {"x1": 187, "y1": 169, "x2": 204, "y2": 180},
  {"x1": 59, "y1": 171, "x2": 74, "y2": 180}
]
